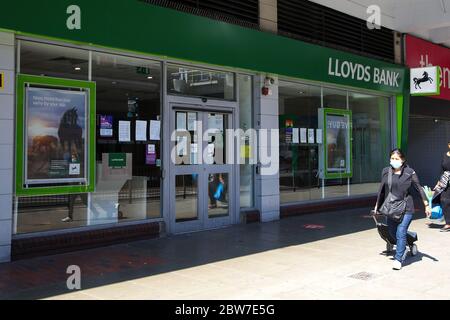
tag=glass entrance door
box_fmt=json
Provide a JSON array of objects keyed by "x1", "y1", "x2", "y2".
[{"x1": 169, "y1": 104, "x2": 234, "y2": 234}]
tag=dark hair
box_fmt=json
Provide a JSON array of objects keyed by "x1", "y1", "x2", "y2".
[{"x1": 390, "y1": 148, "x2": 406, "y2": 162}]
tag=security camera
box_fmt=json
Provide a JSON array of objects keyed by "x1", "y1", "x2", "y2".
[
  {"x1": 264, "y1": 77, "x2": 275, "y2": 86},
  {"x1": 202, "y1": 97, "x2": 208, "y2": 103}
]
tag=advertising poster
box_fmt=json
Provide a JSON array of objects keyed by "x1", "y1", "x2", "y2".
[
  {"x1": 146, "y1": 144, "x2": 156, "y2": 165},
  {"x1": 26, "y1": 87, "x2": 87, "y2": 184},
  {"x1": 326, "y1": 114, "x2": 350, "y2": 173},
  {"x1": 100, "y1": 115, "x2": 113, "y2": 137},
  {"x1": 318, "y1": 108, "x2": 352, "y2": 179},
  {"x1": 285, "y1": 119, "x2": 293, "y2": 143}
]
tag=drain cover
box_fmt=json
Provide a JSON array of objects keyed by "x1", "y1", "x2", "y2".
[{"x1": 349, "y1": 272, "x2": 378, "y2": 281}]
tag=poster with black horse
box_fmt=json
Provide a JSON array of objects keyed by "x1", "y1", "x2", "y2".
[{"x1": 26, "y1": 87, "x2": 87, "y2": 184}]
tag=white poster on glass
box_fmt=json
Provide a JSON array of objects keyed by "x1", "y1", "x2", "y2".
[
  {"x1": 188, "y1": 112, "x2": 197, "y2": 131},
  {"x1": 149, "y1": 120, "x2": 161, "y2": 140},
  {"x1": 300, "y1": 128, "x2": 307, "y2": 143},
  {"x1": 118, "y1": 121, "x2": 131, "y2": 142},
  {"x1": 135, "y1": 120, "x2": 147, "y2": 141},
  {"x1": 308, "y1": 129, "x2": 315, "y2": 144},
  {"x1": 177, "y1": 112, "x2": 187, "y2": 131},
  {"x1": 292, "y1": 128, "x2": 299, "y2": 144},
  {"x1": 215, "y1": 114, "x2": 224, "y2": 131}
]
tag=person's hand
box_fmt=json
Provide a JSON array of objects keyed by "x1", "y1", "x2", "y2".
[
  {"x1": 425, "y1": 205, "x2": 432, "y2": 218},
  {"x1": 371, "y1": 207, "x2": 378, "y2": 216}
]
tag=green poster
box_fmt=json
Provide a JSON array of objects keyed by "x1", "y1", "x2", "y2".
[{"x1": 109, "y1": 153, "x2": 126, "y2": 168}]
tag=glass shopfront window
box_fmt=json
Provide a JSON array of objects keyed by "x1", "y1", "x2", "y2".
[
  {"x1": 238, "y1": 74, "x2": 254, "y2": 208},
  {"x1": 279, "y1": 82, "x2": 322, "y2": 203},
  {"x1": 20, "y1": 40, "x2": 89, "y2": 80},
  {"x1": 167, "y1": 64, "x2": 235, "y2": 100},
  {"x1": 91, "y1": 52, "x2": 162, "y2": 223},
  {"x1": 349, "y1": 91, "x2": 391, "y2": 195},
  {"x1": 15, "y1": 41, "x2": 162, "y2": 234},
  {"x1": 279, "y1": 80, "x2": 392, "y2": 204}
]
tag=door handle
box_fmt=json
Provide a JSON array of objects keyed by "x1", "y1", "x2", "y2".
[
  {"x1": 256, "y1": 163, "x2": 261, "y2": 175},
  {"x1": 160, "y1": 169, "x2": 165, "y2": 180}
]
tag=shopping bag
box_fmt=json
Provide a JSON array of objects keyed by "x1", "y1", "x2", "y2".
[
  {"x1": 430, "y1": 205, "x2": 443, "y2": 220},
  {"x1": 214, "y1": 182, "x2": 224, "y2": 200}
]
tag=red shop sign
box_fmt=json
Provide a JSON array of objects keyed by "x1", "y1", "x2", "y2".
[{"x1": 405, "y1": 34, "x2": 450, "y2": 101}]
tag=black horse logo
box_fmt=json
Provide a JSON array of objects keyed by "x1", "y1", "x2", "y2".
[
  {"x1": 58, "y1": 107, "x2": 82, "y2": 156},
  {"x1": 413, "y1": 71, "x2": 433, "y2": 89}
]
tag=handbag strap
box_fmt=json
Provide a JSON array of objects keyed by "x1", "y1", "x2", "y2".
[{"x1": 387, "y1": 168, "x2": 393, "y2": 193}]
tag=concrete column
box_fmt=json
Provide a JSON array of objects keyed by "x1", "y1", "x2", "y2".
[
  {"x1": 259, "y1": 0, "x2": 277, "y2": 33},
  {"x1": 255, "y1": 75, "x2": 280, "y2": 222},
  {"x1": 0, "y1": 31, "x2": 14, "y2": 263}
]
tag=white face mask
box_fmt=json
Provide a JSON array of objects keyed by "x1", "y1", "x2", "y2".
[{"x1": 390, "y1": 159, "x2": 403, "y2": 169}]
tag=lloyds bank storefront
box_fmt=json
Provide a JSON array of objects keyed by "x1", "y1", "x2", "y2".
[{"x1": 0, "y1": 1, "x2": 407, "y2": 261}]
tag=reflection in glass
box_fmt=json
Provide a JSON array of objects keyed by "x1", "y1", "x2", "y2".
[
  {"x1": 175, "y1": 175, "x2": 198, "y2": 222},
  {"x1": 175, "y1": 111, "x2": 198, "y2": 165},
  {"x1": 206, "y1": 113, "x2": 227, "y2": 165},
  {"x1": 239, "y1": 74, "x2": 254, "y2": 208},
  {"x1": 278, "y1": 81, "x2": 322, "y2": 203},
  {"x1": 16, "y1": 194, "x2": 88, "y2": 234},
  {"x1": 278, "y1": 81, "x2": 392, "y2": 203},
  {"x1": 323, "y1": 87, "x2": 347, "y2": 109},
  {"x1": 349, "y1": 91, "x2": 390, "y2": 191},
  {"x1": 92, "y1": 52, "x2": 162, "y2": 223},
  {"x1": 208, "y1": 173, "x2": 229, "y2": 218},
  {"x1": 167, "y1": 64, "x2": 235, "y2": 100},
  {"x1": 20, "y1": 40, "x2": 89, "y2": 80}
]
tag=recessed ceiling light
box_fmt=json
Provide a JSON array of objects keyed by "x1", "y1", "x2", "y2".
[
  {"x1": 147, "y1": 76, "x2": 153, "y2": 79},
  {"x1": 74, "y1": 67, "x2": 81, "y2": 71}
]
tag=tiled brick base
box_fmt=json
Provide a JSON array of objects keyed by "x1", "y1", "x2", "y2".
[
  {"x1": 11, "y1": 222, "x2": 162, "y2": 260},
  {"x1": 281, "y1": 196, "x2": 377, "y2": 218},
  {"x1": 242, "y1": 209, "x2": 261, "y2": 223}
]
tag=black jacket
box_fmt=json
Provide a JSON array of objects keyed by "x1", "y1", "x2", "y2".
[{"x1": 376, "y1": 165, "x2": 427, "y2": 214}]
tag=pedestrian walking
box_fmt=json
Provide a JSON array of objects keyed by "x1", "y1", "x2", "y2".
[
  {"x1": 374, "y1": 149, "x2": 431, "y2": 270},
  {"x1": 431, "y1": 141, "x2": 450, "y2": 232}
]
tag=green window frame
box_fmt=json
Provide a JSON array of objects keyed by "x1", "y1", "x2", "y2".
[
  {"x1": 15, "y1": 74, "x2": 96, "y2": 196},
  {"x1": 320, "y1": 108, "x2": 353, "y2": 179}
]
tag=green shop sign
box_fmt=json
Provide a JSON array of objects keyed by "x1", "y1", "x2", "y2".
[
  {"x1": 2, "y1": 0, "x2": 405, "y2": 94},
  {"x1": 109, "y1": 153, "x2": 126, "y2": 168}
]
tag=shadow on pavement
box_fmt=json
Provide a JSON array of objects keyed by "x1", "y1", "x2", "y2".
[
  {"x1": 402, "y1": 252, "x2": 439, "y2": 267},
  {"x1": 0, "y1": 206, "x2": 430, "y2": 299}
]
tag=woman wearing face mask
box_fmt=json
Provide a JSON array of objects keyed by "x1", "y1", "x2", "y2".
[
  {"x1": 432, "y1": 142, "x2": 450, "y2": 232},
  {"x1": 375, "y1": 149, "x2": 431, "y2": 270}
]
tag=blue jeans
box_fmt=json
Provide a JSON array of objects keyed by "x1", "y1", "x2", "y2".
[{"x1": 386, "y1": 213, "x2": 413, "y2": 263}]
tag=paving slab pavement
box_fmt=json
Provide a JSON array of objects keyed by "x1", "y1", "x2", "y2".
[{"x1": 0, "y1": 207, "x2": 449, "y2": 300}]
